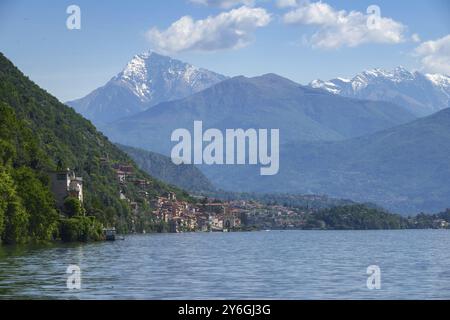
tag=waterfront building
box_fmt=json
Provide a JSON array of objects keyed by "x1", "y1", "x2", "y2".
[{"x1": 50, "y1": 168, "x2": 83, "y2": 209}]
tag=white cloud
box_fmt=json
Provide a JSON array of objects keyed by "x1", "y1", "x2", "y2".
[
  {"x1": 146, "y1": 6, "x2": 271, "y2": 53},
  {"x1": 276, "y1": 0, "x2": 298, "y2": 8},
  {"x1": 415, "y1": 34, "x2": 450, "y2": 75},
  {"x1": 282, "y1": 1, "x2": 406, "y2": 49},
  {"x1": 411, "y1": 33, "x2": 421, "y2": 43},
  {"x1": 189, "y1": 0, "x2": 255, "y2": 9}
]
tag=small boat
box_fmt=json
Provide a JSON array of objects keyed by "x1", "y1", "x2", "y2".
[{"x1": 103, "y1": 227, "x2": 116, "y2": 241}]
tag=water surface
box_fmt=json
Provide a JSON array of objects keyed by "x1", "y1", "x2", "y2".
[{"x1": 1, "y1": 230, "x2": 449, "y2": 299}]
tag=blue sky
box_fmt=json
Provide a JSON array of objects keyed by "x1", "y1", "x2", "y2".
[{"x1": 0, "y1": 0, "x2": 449, "y2": 101}]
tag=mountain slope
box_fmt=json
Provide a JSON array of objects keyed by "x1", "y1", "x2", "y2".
[
  {"x1": 310, "y1": 67, "x2": 450, "y2": 116},
  {"x1": 201, "y1": 108, "x2": 450, "y2": 214},
  {"x1": 117, "y1": 144, "x2": 214, "y2": 192},
  {"x1": 67, "y1": 51, "x2": 227, "y2": 125},
  {"x1": 103, "y1": 73, "x2": 416, "y2": 155},
  {"x1": 0, "y1": 52, "x2": 190, "y2": 243}
]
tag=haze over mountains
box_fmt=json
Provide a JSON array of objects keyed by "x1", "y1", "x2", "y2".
[
  {"x1": 309, "y1": 67, "x2": 450, "y2": 117},
  {"x1": 66, "y1": 52, "x2": 450, "y2": 214},
  {"x1": 67, "y1": 51, "x2": 227, "y2": 125},
  {"x1": 200, "y1": 108, "x2": 450, "y2": 214},
  {"x1": 103, "y1": 73, "x2": 416, "y2": 155}
]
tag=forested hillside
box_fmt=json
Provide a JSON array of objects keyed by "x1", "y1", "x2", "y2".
[
  {"x1": 117, "y1": 144, "x2": 215, "y2": 193},
  {"x1": 0, "y1": 53, "x2": 190, "y2": 244}
]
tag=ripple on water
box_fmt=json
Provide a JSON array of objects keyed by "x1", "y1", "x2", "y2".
[{"x1": 1, "y1": 230, "x2": 450, "y2": 299}]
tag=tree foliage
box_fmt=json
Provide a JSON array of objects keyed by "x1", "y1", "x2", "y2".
[
  {"x1": 59, "y1": 216, "x2": 104, "y2": 242},
  {"x1": 63, "y1": 197, "x2": 84, "y2": 218},
  {"x1": 308, "y1": 204, "x2": 410, "y2": 230},
  {"x1": 0, "y1": 169, "x2": 29, "y2": 244},
  {"x1": 0, "y1": 52, "x2": 190, "y2": 244}
]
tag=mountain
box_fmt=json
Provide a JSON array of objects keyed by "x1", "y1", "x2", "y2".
[
  {"x1": 103, "y1": 73, "x2": 416, "y2": 155},
  {"x1": 67, "y1": 51, "x2": 228, "y2": 125},
  {"x1": 117, "y1": 144, "x2": 214, "y2": 192},
  {"x1": 309, "y1": 67, "x2": 450, "y2": 117},
  {"x1": 0, "y1": 52, "x2": 190, "y2": 243},
  {"x1": 200, "y1": 108, "x2": 450, "y2": 214}
]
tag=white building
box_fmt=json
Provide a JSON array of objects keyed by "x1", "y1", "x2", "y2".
[{"x1": 50, "y1": 168, "x2": 83, "y2": 209}]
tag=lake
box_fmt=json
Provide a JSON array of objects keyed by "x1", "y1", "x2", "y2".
[{"x1": 1, "y1": 230, "x2": 449, "y2": 299}]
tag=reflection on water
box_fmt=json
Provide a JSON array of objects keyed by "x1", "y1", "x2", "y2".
[{"x1": 1, "y1": 230, "x2": 450, "y2": 299}]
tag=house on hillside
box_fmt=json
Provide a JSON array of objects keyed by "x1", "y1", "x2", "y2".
[
  {"x1": 112, "y1": 163, "x2": 135, "y2": 183},
  {"x1": 50, "y1": 168, "x2": 83, "y2": 209}
]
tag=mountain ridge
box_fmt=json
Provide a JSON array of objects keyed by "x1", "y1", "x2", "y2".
[
  {"x1": 67, "y1": 51, "x2": 228, "y2": 125},
  {"x1": 103, "y1": 73, "x2": 416, "y2": 155},
  {"x1": 200, "y1": 107, "x2": 450, "y2": 214},
  {"x1": 309, "y1": 66, "x2": 450, "y2": 116}
]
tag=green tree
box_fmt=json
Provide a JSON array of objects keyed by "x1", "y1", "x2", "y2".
[
  {"x1": 13, "y1": 167, "x2": 58, "y2": 241},
  {"x1": 0, "y1": 140, "x2": 15, "y2": 166},
  {"x1": 0, "y1": 169, "x2": 29, "y2": 244},
  {"x1": 63, "y1": 197, "x2": 84, "y2": 217},
  {"x1": 3, "y1": 200, "x2": 29, "y2": 244},
  {"x1": 0, "y1": 169, "x2": 10, "y2": 238},
  {"x1": 59, "y1": 216, "x2": 103, "y2": 242}
]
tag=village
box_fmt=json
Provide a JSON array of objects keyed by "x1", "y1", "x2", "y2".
[
  {"x1": 113, "y1": 162, "x2": 246, "y2": 233},
  {"x1": 48, "y1": 161, "x2": 313, "y2": 234},
  {"x1": 49, "y1": 163, "x2": 450, "y2": 235},
  {"x1": 111, "y1": 161, "x2": 307, "y2": 233},
  {"x1": 147, "y1": 192, "x2": 312, "y2": 233}
]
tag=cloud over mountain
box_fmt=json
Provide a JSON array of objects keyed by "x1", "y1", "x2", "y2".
[
  {"x1": 415, "y1": 34, "x2": 450, "y2": 75},
  {"x1": 282, "y1": 1, "x2": 406, "y2": 49},
  {"x1": 146, "y1": 6, "x2": 271, "y2": 53}
]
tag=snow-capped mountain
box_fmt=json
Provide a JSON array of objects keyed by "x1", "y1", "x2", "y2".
[
  {"x1": 67, "y1": 51, "x2": 228, "y2": 125},
  {"x1": 309, "y1": 67, "x2": 450, "y2": 116}
]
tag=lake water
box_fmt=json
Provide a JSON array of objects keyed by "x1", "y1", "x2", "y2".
[{"x1": 1, "y1": 230, "x2": 450, "y2": 299}]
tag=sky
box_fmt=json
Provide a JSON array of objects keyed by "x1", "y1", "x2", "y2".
[{"x1": 0, "y1": 0, "x2": 449, "y2": 101}]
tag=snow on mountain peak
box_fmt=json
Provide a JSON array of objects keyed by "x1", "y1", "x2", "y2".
[
  {"x1": 309, "y1": 66, "x2": 450, "y2": 116},
  {"x1": 67, "y1": 51, "x2": 227, "y2": 125},
  {"x1": 358, "y1": 67, "x2": 415, "y2": 83},
  {"x1": 310, "y1": 79, "x2": 341, "y2": 94},
  {"x1": 112, "y1": 51, "x2": 226, "y2": 103},
  {"x1": 336, "y1": 77, "x2": 351, "y2": 83},
  {"x1": 391, "y1": 66, "x2": 415, "y2": 81},
  {"x1": 425, "y1": 73, "x2": 450, "y2": 88},
  {"x1": 118, "y1": 55, "x2": 150, "y2": 100},
  {"x1": 310, "y1": 66, "x2": 424, "y2": 94}
]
